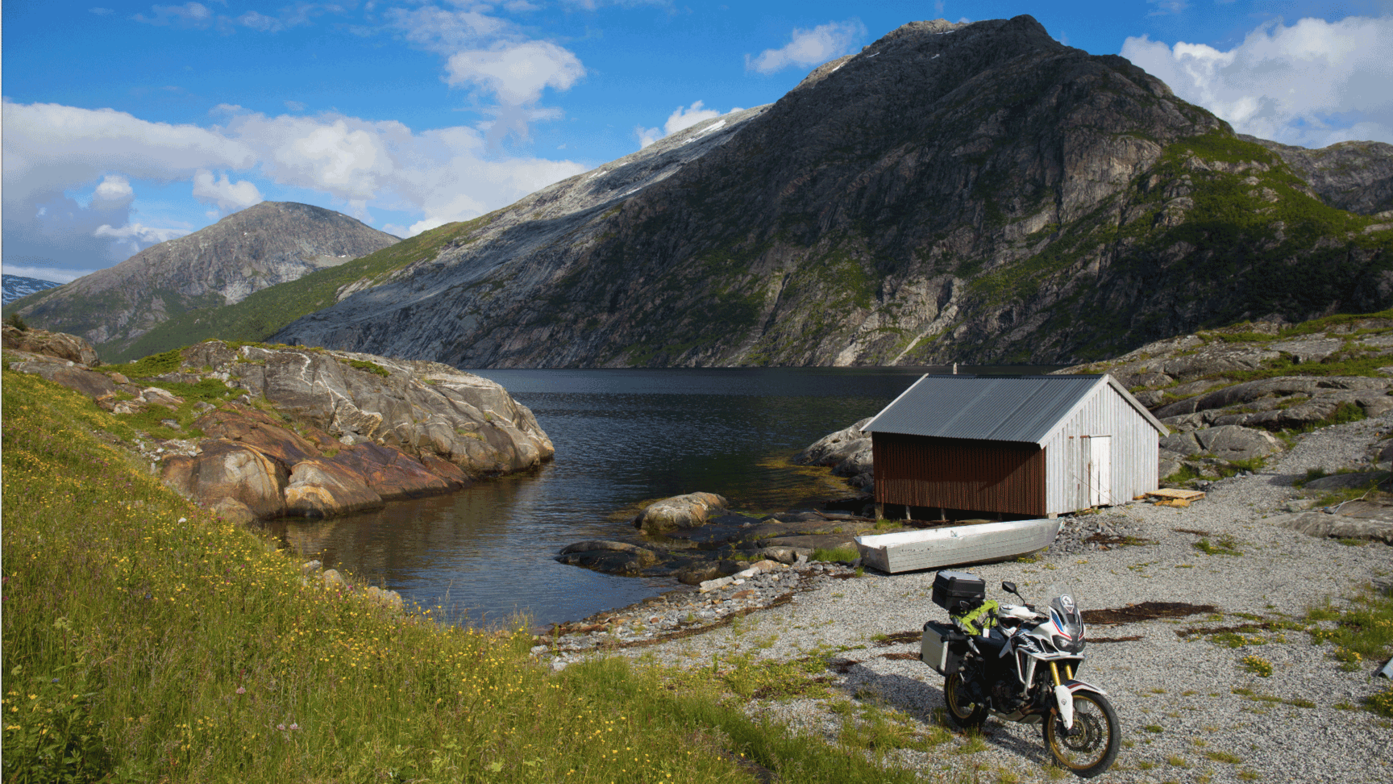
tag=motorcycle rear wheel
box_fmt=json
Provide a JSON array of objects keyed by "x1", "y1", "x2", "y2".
[
  {"x1": 1043, "y1": 690, "x2": 1119, "y2": 779},
  {"x1": 943, "y1": 673, "x2": 988, "y2": 729}
]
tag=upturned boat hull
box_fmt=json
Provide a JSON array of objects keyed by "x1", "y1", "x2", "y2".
[{"x1": 855, "y1": 518, "x2": 1062, "y2": 574}]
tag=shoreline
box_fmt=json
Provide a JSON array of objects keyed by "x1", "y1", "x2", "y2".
[{"x1": 536, "y1": 413, "x2": 1393, "y2": 783}]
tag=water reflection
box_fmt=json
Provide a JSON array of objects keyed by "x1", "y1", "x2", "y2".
[{"x1": 266, "y1": 366, "x2": 1053, "y2": 627}]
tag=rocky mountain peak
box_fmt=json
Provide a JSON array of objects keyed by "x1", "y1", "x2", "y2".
[
  {"x1": 9, "y1": 201, "x2": 399, "y2": 361},
  {"x1": 60, "y1": 16, "x2": 1389, "y2": 372}
]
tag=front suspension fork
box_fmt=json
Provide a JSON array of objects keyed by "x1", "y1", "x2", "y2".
[{"x1": 1050, "y1": 662, "x2": 1076, "y2": 730}]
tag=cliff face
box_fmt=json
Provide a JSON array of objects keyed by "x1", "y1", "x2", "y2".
[
  {"x1": 254, "y1": 16, "x2": 1386, "y2": 367},
  {"x1": 9, "y1": 202, "x2": 398, "y2": 361}
]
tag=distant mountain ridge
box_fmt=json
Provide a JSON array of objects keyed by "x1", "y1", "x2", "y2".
[
  {"x1": 265, "y1": 15, "x2": 1393, "y2": 367},
  {"x1": 6, "y1": 202, "x2": 399, "y2": 361},
  {"x1": 19, "y1": 16, "x2": 1391, "y2": 369},
  {"x1": 2, "y1": 275, "x2": 61, "y2": 305}
]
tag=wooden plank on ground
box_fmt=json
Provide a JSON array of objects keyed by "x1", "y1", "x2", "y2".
[{"x1": 1148, "y1": 488, "x2": 1206, "y2": 502}]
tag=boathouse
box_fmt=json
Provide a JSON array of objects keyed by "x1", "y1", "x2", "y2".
[{"x1": 862, "y1": 374, "x2": 1167, "y2": 519}]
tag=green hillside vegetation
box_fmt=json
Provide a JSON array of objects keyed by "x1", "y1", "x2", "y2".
[
  {"x1": 962, "y1": 130, "x2": 1393, "y2": 362},
  {"x1": 107, "y1": 215, "x2": 494, "y2": 363},
  {"x1": 1, "y1": 365, "x2": 934, "y2": 783}
]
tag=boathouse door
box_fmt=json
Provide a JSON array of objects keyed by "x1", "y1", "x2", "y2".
[{"x1": 1086, "y1": 436, "x2": 1111, "y2": 507}]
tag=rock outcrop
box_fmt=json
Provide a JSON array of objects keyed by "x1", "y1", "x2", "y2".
[
  {"x1": 6, "y1": 202, "x2": 398, "y2": 361},
  {"x1": 1063, "y1": 313, "x2": 1393, "y2": 481},
  {"x1": 3, "y1": 332, "x2": 552, "y2": 521},
  {"x1": 2, "y1": 324, "x2": 100, "y2": 366},
  {"x1": 559, "y1": 506, "x2": 880, "y2": 581},
  {"x1": 794, "y1": 417, "x2": 874, "y2": 489}
]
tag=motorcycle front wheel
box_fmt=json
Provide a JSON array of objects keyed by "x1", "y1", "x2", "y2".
[
  {"x1": 943, "y1": 672, "x2": 988, "y2": 729},
  {"x1": 1043, "y1": 690, "x2": 1119, "y2": 778}
]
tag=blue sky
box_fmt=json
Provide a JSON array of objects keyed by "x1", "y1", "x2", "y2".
[{"x1": 4, "y1": 0, "x2": 1391, "y2": 282}]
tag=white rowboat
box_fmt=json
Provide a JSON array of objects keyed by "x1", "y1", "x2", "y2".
[{"x1": 855, "y1": 518, "x2": 1062, "y2": 574}]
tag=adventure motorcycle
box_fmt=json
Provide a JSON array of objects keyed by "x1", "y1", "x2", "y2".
[{"x1": 920, "y1": 571, "x2": 1120, "y2": 778}]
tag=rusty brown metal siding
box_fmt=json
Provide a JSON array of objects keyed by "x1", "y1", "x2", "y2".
[{"x1": 873, "y1": 433, "x2": 1047, "y2": 517}]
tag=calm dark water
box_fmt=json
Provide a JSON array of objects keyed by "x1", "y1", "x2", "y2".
[{"x1": 266, "y1": 366, "x2": 1051, "y2": 628}]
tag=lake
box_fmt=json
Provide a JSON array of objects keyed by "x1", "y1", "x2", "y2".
[{"x1": 265, "y1": 366, "x2": 1049, "y2": 628}]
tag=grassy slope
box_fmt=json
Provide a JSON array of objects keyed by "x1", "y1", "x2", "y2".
[
  {"x1": 0, "y1": 367, "x2": 929, "y2": 783},
  {"x1": 958, "y1": 130, "x2": 1393, "y2": 362},
  {"x1": 106, "y1": 215, "x2": 494, "y2": 363}
]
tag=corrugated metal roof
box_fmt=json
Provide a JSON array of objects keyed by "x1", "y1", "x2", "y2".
[{"x1": 861, "y1": 375, "x2": 1117, "y2": 444}]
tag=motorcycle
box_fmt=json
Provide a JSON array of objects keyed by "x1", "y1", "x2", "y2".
[{"x1": 920, "y1": 570, "x2": 1119, "y2": 778}]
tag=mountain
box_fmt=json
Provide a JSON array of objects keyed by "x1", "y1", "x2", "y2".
[
  {"x1": 262, "y1": 15, "x2": 1392, "y2": 368},
  {"x1": 2, "y1": 275, "x2": 61, "y2": 305},
  {"x1": 6, "y1": 202, "x2": 399, "y2": 362}
]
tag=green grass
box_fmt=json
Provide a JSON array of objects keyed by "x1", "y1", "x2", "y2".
[
  {"x1": 811, "y1": 545, "x2": 860, "y2": 563},
  {"x1": 344, "y1": 358, "x2": 391, "y2": 378},
  {"x1": 1305, "y1": 584, "x2": 1393, "y2": 662},
  {"x1": 106, "y1": 216, "x2": 495, "y2": 362},
  {"x1": 1194, "y1": 535, "x2": 1243, "y2": 556},
  {"x1": 0, "y1": 368, "x2": 929, "y2": 783},
  {"x1": 1239, "y1": 655, "x2": 1273, "y2": 677}
]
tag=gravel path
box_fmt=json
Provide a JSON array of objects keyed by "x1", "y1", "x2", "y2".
[{"x1": 597, "y1": 415, "x2": 1393, "y2": 783}]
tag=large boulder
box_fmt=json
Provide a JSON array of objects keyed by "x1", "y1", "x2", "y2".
[
  {"x1": 1, "y1": 325, "x2": 100, "y2": 366},
  {"x1": 284, "y1": 459, "x2": 385, "y2": 517},
  {"x1": 7, "y1": 356, "x2": 120, "y2": 402},
  {"x1": 632, "y1": 492, "x2": 729, "y2": 535},
  {"x1": 1161, "y1": 425, "x2": 1283, "y2": 461},
  {"x1": 162, "y1": 440, "x2": 288, "y2": 519},
  {"x1": 796, "y1": 418, "x2": 875, "y2": 486}
]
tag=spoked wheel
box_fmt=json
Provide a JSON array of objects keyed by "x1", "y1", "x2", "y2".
[
  {"x1": 1043, "y1": 690, "x2": 1119, "y2": 778},
  {"x1": 943, "y1": 673, "x2": 988, "y2": 729}
]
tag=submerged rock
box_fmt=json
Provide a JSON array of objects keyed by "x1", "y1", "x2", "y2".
[{"x1": 632, "y1": 492, "x2": 729, "y2": 534}]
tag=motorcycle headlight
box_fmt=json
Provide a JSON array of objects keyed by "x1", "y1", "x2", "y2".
[{"x1": 1052, "y1": 634, "x2": 1084, "y2": 653}]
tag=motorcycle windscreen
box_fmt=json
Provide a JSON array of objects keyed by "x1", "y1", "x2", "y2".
[{"x1": 1046, "y1": 584, "x2": 1086, "y2": 653}]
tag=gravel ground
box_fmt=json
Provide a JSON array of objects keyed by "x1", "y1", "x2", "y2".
[{"x1": 597, "y1": 415, "x2": 1393, "y2": 783}]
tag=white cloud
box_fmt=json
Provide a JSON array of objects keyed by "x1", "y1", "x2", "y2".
[
  {"x1": 237, "y1": 10, "x2": 284, "y2": 32},
  {"x1": 192, "y1": 170, "x2": 263, "y2": 211},
  {"x1": 2, "y1": 100, "x2": 255, "y2": 270},
  {"x1": 635, "y1": 100, "x2": 731, "y2": 149},
  {"x1": 385, "y1": 5, "x2": 509, "y2": 53},
  {"x1": 91, "y1": 175, "x2": 135, "y2": 209},
  {"x1": 1146, "y1": 0, "x2": 1189, "y2": 15},
  {"x1": 0, "y1": 265, "x2": 100, "y2": 284},
  {"x1": 745, "y1": 19, "x2": 866, "y2": 75},
  {"x1": 134, "y1": 1, "x2": 341, "y2": 33},
  {"x1": 2, "y1": 89, "x2": 594, "y2": 273},
  {"x1": 445, "y1": 40, "x2": 586, "y2": 106},
  {"x1": 1121, "y1": 15, "x2": 1393, "y2": 147},
  {"x1": 385, "y1": 7, "x2": 586, "y2": 144},
  {"x1": 133, "y1": 2, "x2": 214, "y2": 27},
  {"x1": 94, "y1": 222, "x2": 190, "y2": 245}
]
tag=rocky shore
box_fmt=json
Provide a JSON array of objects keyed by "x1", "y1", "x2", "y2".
[
  {"x1": 540, "y1": 411, "x2": 1393, "y2": 784},
  {"x1": 1, "y1": 326, "x2": 552, "y2": 522}
]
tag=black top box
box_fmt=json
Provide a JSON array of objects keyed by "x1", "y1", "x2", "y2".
[{"x1": 932, "y1": 570, "x2": 985, "y2": 614}]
